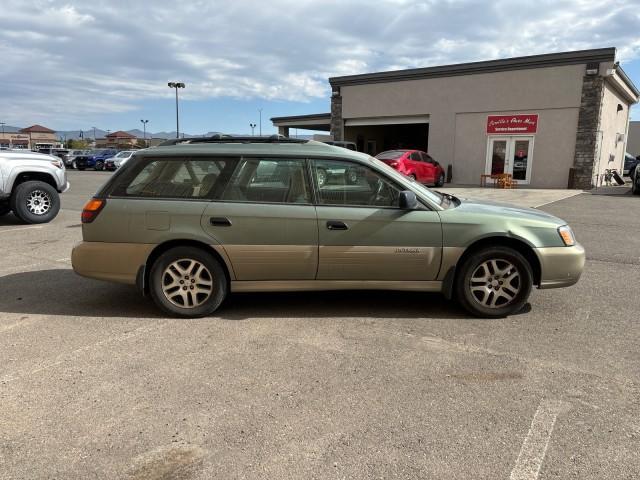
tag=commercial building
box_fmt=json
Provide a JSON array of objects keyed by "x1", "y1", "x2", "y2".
[
  {"x1": 95, "y1": 130, "x2": 140, "y2": 149},
  {"x1": 272, "y1": 48, "x2": 639, "y2": 188},
  {"x1": 0, "y1": 124, "x2": 61, "y2": 150}
]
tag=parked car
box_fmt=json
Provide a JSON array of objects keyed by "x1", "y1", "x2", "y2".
[
  {"x1": 0, "y1": 150, "x2": 69, "y2": 223},
  {"x1": 105, "y1": 150, "x2": 136, "y2": 171},
  {"x1": 623, "y1": 152, "x2": 639, "y2": 177},
  {"x1": 376, "y1": 149, "x2": 446, "y2": 187},
  {"x1": 65, "y1": 149, "x2": 89, "y2": 169},
  {"x1": 72, "y1": 135, "x2": 584, "y2": 319},
  {"x1": 74, "y1": 149, "x2": 117, "y2": 171}
]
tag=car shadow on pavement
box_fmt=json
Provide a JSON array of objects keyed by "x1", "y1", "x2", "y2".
[
  {"x1": 0, "y1": 269, "x2": 162, "y2": 319},
  {"x1": 1, "y1": 268, "x2": 528, "y2": 321},
  {"x1": 0, "y1": 214, "x2": 25, "y2": 226}
]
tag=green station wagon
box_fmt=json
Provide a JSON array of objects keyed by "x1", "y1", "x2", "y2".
[{"x1": 72, "y1": 135, "x2": 585, "y2": 318}]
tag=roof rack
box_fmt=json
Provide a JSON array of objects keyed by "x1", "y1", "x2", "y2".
[{"x1": 158, "y1": 134, "x2": 309, "y2": 146}]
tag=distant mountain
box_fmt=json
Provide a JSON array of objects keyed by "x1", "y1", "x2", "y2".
[{"x1": 0, "y1": 125, "x2": 22, "y2": 133}]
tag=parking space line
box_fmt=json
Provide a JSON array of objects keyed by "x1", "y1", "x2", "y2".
[{"x1": 509, "y1": 399, "x2": 566, "y2": 480}]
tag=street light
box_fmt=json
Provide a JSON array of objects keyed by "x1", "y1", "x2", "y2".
[
  {"x1": 92, "y1": 126, "x2": 97, "y2": 144},
  {"x1": 140, "y1": 119, "x2": 149, "y2": 147},
  {"x1": 249, "y1": 123, "x2": 256, "y2": 136},
  {"x1": 168, "y1": 82, "x2": 185, "y2": 138},
  {"x1": 258, "y1": 108, "x2": 263, "y2": 136},
  {"x1": 0, "y1": 122, "x2": 5, "y2": 136}
]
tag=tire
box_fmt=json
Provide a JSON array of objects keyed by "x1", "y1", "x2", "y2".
[
  {"x1": 316, "y1": 168, "x2": 327, "y2": 187},
  {"x1": 345, "y1": 167, "x2": 359, "y2": 185},
  {"x1": 149, "y1": 246, "x2": 228, "y2": 318},
  {"x1": 409, "y1": 174, "x2": 417, "y2": 181},
  {"x1": 77, "y1": 167, "x2": 85, "y2": 171},
  {"x1": 455, "y1": 246, "x2": 533, "y2": 318},
  {"x1": 71, "y1": 160, "x2": 77, "y2": 169},
  {"x1": 0, "y1": 202, "x2": 11, "y2": 217},
  {"x1": 10, "y1": 181, "x2": 61, "y2": 224},
  {"x1": 633, "y1": 170, "x2": 640, "y2": 195},
  {"x1": 435, "y1": 172, "x2": 445, "y2": 187},
  {"x1": 94, "y1": 161, "x2": 104, "y2": 171}
]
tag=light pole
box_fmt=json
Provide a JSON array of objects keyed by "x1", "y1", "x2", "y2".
[
  {"x1": 258, "y1": 108, "x2": 263, "y2": 136},
  {"x1": 249, "y1": 123, "x2": 256, "y2": 136},
  {"x1": 0, "y1": 122, "x2": 5, "y2": 136},
  {"x1": 168, "y1": 82, "x2": 185, "y2": 138},
  {"x1": 140, "y1": 119, "x2": 149, "y2": 147},
  {"x1": 92, "y1": 126, "x2": 97, "y2": 145}
]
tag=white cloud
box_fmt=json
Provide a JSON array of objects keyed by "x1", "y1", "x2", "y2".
[{"x1": 1, "y1": 0, "x2": 640, "y2": 126}]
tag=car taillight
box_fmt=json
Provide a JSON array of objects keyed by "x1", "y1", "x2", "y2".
[
  {"x1": 389, "y1": 161, "x2": 398, "y2": 168},
  {"x1": 81, "y1": 198, "x2": 106, "y2": 223}
]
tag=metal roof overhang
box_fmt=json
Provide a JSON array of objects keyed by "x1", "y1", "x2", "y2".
[
  {"x1": 344, "y1": 115, "x2": 430, "y2": 126},
  {"x1": 271, "y1": 113, "x2": 331, "y2": 131}
]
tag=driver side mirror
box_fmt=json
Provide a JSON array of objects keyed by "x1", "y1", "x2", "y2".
[{"x1": 399, "y1": 190, "x2": 418, "y2": 209}]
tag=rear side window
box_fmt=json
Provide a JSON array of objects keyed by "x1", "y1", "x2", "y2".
[
  {"x1": 221, "y1": 158, "x2": 311, "y2": 204},
  {"x1": 409, "y1": 152, "x2": 421, "y2": 161},
  {"x1": 109, "y1": 157, "x2": 234, "y2": 199}
]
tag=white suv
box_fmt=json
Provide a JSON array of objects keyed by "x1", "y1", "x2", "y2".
[{"x1": 0, "y1": 150, "x2": 69, "y2": 223}]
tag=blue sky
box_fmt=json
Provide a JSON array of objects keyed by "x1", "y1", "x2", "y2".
[{"x1": 2, "y1": 0, "x2": 640, "y2": 136}]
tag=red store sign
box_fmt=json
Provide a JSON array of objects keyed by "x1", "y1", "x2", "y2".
[{"x1": 487, "y1": 114, "x2": 538, "y2": 134}]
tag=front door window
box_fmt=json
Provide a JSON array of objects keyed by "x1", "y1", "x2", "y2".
[{"x1": 486, "y1": 136, "x2": 534, "y2": 183}]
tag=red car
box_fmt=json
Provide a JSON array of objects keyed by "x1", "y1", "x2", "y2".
[{"x1": 376, "y1": 149, "x2": 445, "y2": 187}]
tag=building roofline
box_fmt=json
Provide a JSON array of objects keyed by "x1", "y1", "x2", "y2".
[
  {"x1": 614, "y1": 65, "x2": 640, "y2": 98},
  {"x1": 329, "y1": 48, "x2": 617, "y2": 87},
  {"x1": 270, "y1": 113, "x2": 331, "y2": 123}
]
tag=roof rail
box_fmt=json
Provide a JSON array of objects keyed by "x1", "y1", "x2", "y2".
[{"x1": 158, "y1": 134, "x2": 309, "y2": 146}]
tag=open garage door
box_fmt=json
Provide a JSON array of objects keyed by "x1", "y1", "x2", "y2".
[{"x1": 344, "y1": 116, "x2": 429, "y2": 156}]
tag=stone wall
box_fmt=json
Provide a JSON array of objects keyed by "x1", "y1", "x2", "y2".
[
  {"x1": 572, "y1": 73, "x2": 604, "y2": 189},
  {"x1": 330, "y1": 87, "x2": 343, "y2": 141}
]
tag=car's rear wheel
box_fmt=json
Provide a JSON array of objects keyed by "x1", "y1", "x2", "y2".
[
  {"x1": 149, "y1": 246, "x2": 227, "y2": 318},
  {"x1": 435, "y1": 172, "x2": 445, "y2": 187},
  {"x1": 10, "y1": 180, "x2": 61, "y2": 224},
  {"x1": 455, "y1": 246, "x2": 533, "y2": 318},
  {"x1": 71, "y1": 160, "x2": 77, "y2": 169}
]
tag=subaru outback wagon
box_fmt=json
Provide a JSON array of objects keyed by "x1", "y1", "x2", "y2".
[{"x1": 72, "y1": 135, "x2": 584, "y2": 318}]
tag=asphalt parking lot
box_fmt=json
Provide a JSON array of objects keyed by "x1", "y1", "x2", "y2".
[{"x1": 1, "y1": 171, "x2": 638, "y2": 479}]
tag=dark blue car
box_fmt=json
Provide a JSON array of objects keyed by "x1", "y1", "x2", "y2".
[{"x1": 75, "y1": 149, "x2": 117, "y2": 171}]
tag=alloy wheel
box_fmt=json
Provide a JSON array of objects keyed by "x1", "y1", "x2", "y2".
[
  {"x1": 26, "y1": 190, "x2": 52, "y2": 216},
  {"x1": 161, "y1": 259, "x2": 214, "y2": 308},
  {"x1": 469, "y1": 259, "x2": 521, "y2": 308}
]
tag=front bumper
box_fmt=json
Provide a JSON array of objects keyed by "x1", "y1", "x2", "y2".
[
  {"x1": 535, "y1": 243, "x2": 585, "y2": 289},
  {"x1": 72, "y1": 241, "x2": 155, "y2": 285}
]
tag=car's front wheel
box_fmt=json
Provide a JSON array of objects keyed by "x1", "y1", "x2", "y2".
[
  {"x1": 455, "y1": 246, "x2": 533, "y2": 318},
  {"x1": 149, "y1": 246, "x2": 228, "y2": 318},
  {"x1": 10, "y1": 180, "x2": 61, "y2": 224},
  {"x1": 316, "y1": 168, "x2": 328, "y2": 187},
  {"x1": 632, "y1": 169, "x2": 640, "y2": 195},
  {"x1": 95, "y1": 161, "x2": 104, "y2": 171},
  {"x1": 71, "y1": 160, "x2": 77, "y2": 169}
]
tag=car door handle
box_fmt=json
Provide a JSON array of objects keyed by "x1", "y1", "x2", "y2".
[
  {"x1": 326, "y1": 220, "x2": 348, "y2": 230},
  {"x1": 210, "y1": 217, "x2": 232, "y2": 227}
]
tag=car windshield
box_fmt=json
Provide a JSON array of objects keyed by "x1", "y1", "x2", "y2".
[
  {"x1": 116, "y1": 151, "x2": 132, "y2": 158},
  {"x1": 376, "y1": 150, "x2": 407, "y2": 160},
  {"x1": 368, "y1": 156, "x2": 444, "y2": 205}
]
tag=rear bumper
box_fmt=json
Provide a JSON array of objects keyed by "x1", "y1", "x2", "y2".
[
  {"x1": 535, "y1": 244, "x2": 585, "y2": 289},
  {"x1": 71, "y1": 241, "x2": 155, "y2": 285}
]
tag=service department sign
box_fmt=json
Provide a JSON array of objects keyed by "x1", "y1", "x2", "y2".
[{"x1": 487, "y1": 114, "x2": 538, "y2": 134}]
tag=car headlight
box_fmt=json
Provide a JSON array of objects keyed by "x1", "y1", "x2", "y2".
[
  {"x1": 558, "y1": 225, "x2": 576, "y2": 246},
  {"x1": 50, "y1": 159, "x2": 63, "y2": 169}
]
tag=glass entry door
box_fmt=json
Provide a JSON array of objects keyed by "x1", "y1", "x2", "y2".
[{"x1": 486, "y1": 136, "x2": 534, "y2": 183}]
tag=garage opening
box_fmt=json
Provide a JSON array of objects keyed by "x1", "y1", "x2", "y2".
[{"x1": 343, "y1": 116, "x2": 429, "y2": 156}]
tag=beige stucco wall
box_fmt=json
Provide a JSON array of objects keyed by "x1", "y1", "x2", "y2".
[
  {"x1": 340, "y1": 64, "x2": 588, "y2": 187},
  {"x1": 596, "y1": 78, "x2": 632, "y2": 181},
  {"x1": 453, "y1": 108, "x2": 579, "y2": 187}
]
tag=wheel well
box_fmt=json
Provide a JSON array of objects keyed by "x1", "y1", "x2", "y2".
[
  {"x1": 13, "y1": 172, "x2": 57, "y2": 191},
  {"x1": 454, "y1": 237, "x2": 542, "y2": 287},
  {"x1": 142, "y1": 239, "x2": 231, "y2": 295}
]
